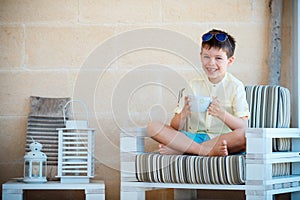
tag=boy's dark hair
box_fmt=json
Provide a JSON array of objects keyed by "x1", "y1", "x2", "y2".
[{"x1": 201, "y1": 29, "x2": 236, "y2": 58}]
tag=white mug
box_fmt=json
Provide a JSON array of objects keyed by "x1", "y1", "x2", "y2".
[{"x1": 188, "y1": 95, "x2": 212, "y2": 113}]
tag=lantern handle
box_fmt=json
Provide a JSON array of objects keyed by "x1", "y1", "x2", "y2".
[{"x1": 63, "y1": 100, "x2": 89, "y2": 125}]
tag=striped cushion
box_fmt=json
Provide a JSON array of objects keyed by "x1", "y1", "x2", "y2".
[
  {"x1": 246, "y1": 85, "x2": 290, "y2": 128},
  {"x1": 136, "y1": 154, "x2": 290, "y2": 184},
  {"x1": 136, "y1": 85, "x2": 291, "y2": 184},
  {"x1": 136, "y1": 154, "x2": 245, "y2": 184}
]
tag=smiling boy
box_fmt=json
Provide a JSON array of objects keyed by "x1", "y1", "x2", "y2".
[{"x1": 147, "y1": 29, "x2": 249, "y2": 156}]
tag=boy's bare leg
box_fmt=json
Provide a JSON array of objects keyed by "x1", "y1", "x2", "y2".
[
  {"x1": 213, "y1": 128, "x2": 246, "y2": 154},
  {"x1": 184, "y1": 127, "x2": 246, "y2": 155},
  {"x1": 159, "y1": 140, "x2": 230, "y2": 156},
  {"x1": 147, "y1": 121, "x2": 229, "y2": 156},
  {"x1": 158, "y1": 144, "x2": 183, "y2": 155}
]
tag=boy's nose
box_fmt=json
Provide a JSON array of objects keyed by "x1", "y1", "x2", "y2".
[{"x1": 208, "y1": 58, "x2": 215, "y2": 65}]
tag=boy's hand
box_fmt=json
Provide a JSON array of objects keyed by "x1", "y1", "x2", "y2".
[
  {"x1": 171, "y1": 96, "x2": 191, "y2": 131},
  {"x1": 181, "y1": 96, "x2": 191, "y2": 119},
  {"x1": 208, "y1": 97, "x2": 225, "y2": 119}
]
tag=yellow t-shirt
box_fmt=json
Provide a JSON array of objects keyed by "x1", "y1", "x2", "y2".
[{"x1": 175, "y1": 72, "x2": 249, "y2": 138}]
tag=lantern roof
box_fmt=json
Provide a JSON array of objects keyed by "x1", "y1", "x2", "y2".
[{"x1": 24, "y1": 141, "x2": 47, "y2": 159}]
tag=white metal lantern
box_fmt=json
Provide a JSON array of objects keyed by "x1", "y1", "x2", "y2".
[
  {"x1": 56, "y1": 100, "x2": 95, "y2": 183},
  {"x1": 24, "y1": 141, "x2": 47, "y2": 183}
]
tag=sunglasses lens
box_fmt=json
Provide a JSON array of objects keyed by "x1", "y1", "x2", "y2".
[
  {"x1": 202, "y1": 33, "x2": 213, "y2": 42},
  {"x1": 215, "y1": 33, "x2": 228, "y2": 42}
]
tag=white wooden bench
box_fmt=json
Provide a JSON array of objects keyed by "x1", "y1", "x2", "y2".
[
  {"x1": 2, "y1": 180, "x2": 105, "y2": 200},
  {"x1": 120, "y1": 85, "x2": 300, "y2": 200},
  {"x1": 120, "y1": 128, "x2": 300, "y2": 199}
]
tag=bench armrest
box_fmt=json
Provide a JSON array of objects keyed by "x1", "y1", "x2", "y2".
[
  {"x1": 120, "y1": 128, "x2": 147, "y2": 182},
  {"x1": 246, "y1": 127, "x2": 300, "y2": 155}
]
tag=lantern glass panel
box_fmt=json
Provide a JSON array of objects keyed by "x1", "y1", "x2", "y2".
[
  {"x1": 42, "y1": 161, "x2": 46, "y2": 177},
  {"x1": 24, "y1": 161, "x2": 29, "y2": 177},
  {"x1": 32, "y1": 161, "x2": 40, "y2": 177}
]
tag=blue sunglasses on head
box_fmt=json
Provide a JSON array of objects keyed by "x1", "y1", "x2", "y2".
[
  {"x1": 202, "y1": 32, "x2": 228, "y2": 42},
  {"x1": 202, "y1": 32, "x2": 232, "y2": 48}
]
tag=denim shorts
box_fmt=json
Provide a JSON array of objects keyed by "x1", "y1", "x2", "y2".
[{"x1": 180, "y1": 130, "x2": 210, "y2": 144}]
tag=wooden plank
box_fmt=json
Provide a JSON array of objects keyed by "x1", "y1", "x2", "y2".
[
  {"x1": 247, "y1": 152, "x2": 300, "y2": 164},
  {"x1": 246, "y1": 128, "x2": 300, "y2": 138},
  {"x1": 122, "y1": 181, "x2": 246, "y2": 190},
  {"x1": 120, "y1": 128, "x2": 147, "y2": 137}
]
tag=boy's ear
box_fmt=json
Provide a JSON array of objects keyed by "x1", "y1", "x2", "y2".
[{"x1": 227, "y1": 56, "x2": 235, "y2": 66}]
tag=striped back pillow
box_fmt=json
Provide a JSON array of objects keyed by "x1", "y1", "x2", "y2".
[{"x1": 245, "y1": 85, "x2": 290, "y2": 128}]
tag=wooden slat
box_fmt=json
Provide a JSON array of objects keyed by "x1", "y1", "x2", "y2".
[
  {"x1": 247, "y1": 152, "x2": 300, "y2": 164},
  {"x1": 27, "y1": 131, "x2": 58, "y2": 135},
  {"x1": 246, "y1": 128, "x2": 300, "y2": 138},
  {"x1": 122, "y1": 181, "x2": 246, "y2": 191},
  {"x1": 26, "y1": 139, "x2": 58, "y2": 144}
]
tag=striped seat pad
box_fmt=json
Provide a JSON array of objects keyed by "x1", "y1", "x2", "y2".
[
  {"x1": 136, "y1": 154, "x2": 245, "y2": 184},
  {"x1": 136, "y1": 153, "x2": 290, "y2": 184}
]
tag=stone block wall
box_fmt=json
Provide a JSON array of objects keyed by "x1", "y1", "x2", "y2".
[{"x1": 0, "y1": 0, "x2": 293, "y2": 199}]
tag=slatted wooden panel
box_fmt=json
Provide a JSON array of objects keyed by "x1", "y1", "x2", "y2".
[
  {"x1": 26, "y1": 116, "x2": 65, "y2": 165},
  {"x1": 25, "y1": 96, "x2": 71, "y2": 166}
]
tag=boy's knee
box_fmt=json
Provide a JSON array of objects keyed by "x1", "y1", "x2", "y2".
[
  {"x1": 146, "y1": 121, "x2": 164, "y2": 137},
  {"x1": 236, "y1": 128, "x2": 246, "y2": 146}
]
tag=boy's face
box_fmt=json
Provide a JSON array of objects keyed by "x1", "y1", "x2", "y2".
[{"x1": 200, "y1": 46, "x2": 234, "y2": 84}]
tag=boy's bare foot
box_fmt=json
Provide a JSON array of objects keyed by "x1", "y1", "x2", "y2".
[
  {"x1": 158, "y1": 144, "x2": 183, "y2": 155},
  {"x1": 202, "y1": 140, "x2": 228, "y2": 156}
]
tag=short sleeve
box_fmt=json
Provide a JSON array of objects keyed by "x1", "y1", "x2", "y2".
[{"x1": 232, "y1": 83, "x2": 250, "y2": 118}]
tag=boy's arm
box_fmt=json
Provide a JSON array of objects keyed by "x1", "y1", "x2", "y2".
[
  {"x1": 170, "y1": 96, "x2": 191, "y2": 130},
  {"x1": 208, "y1": 97, "x2": 248, "y2": 130},
  {"x1": 170, "y1": 113, "x2": 184, "y2": 130},
  {"x1": 219, "y1": 112, "x2": 248, "y2": 130}
]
